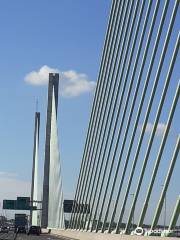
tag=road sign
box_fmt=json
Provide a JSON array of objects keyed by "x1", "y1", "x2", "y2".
[
  {"x1": 3, "y1": 200, "x2": 16, "y2": 209},
  {"x1": 16, "y1": 197, "x2": 30, "y2": 210},
  {"x1": 64, "y1": 200, "x2": 90, "y2": 213},
  {"x1": 3, "y1": 197, "x2": 37, "y2": 210},
  {"x1": 64, "y1": 200, "x2": 74, "y2": 213}
]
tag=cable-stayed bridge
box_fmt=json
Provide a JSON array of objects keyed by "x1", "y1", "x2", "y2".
[
  {"x1": 3, "y1": 0, "x2": 178, "y2": 239},
  {"x1": 68, "y1": 0, "x2": 179, "y2": 237}
]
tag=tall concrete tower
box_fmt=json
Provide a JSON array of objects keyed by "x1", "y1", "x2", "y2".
[
  {"x1": 41, "y1": 73, "x2": 64, "y2": 229},
  {"x1": 30, "y1": 112, "x2": 40, "y2": 226}
]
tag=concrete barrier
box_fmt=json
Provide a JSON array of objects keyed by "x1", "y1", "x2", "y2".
[{"x1": 51, "y1": 229, "x2": 178, "y2": 240}]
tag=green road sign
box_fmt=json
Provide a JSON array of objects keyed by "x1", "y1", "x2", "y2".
[
  {"x1": 3, "y1": 197, "x2": 37, "y2": 210},
  {"x1": 16, "y1": 197, "x2": 30, "y2": 210},
  {"x1": 3, "y1": 200, "x2": 16, "y2": 209}
]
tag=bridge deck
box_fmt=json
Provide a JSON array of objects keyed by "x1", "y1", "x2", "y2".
[{"x1": 51, "y1": 230, "x2": 178, "y2": 240}]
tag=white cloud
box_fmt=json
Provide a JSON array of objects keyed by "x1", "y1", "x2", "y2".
[
  {"x1": 140, "y1": 122, "x2": 167, "y2": 137},
  {"x1": 24, "y1": 65, "x2": 96, "y2": 97}
]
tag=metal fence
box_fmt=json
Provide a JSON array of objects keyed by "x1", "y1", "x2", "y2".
[{"x1": 69, "y1": 0, "x2": 180, "y2": 236}]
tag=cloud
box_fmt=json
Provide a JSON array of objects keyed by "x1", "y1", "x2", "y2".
[
  {"x1": 24, "y1": 65, "x2": 96, "y2": 97},
  {"x1": 140, "y1": 122, "x2": 167, "y2": 137},
  {"x1": 24, "y1": 65, "x2": 59, "y2": 86}
]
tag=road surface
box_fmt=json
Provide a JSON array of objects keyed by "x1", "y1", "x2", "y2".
[
  {"x1": 17, "y1": 234, "x2": 77, "y2": 240},
  {"x1": 0, "y1": 232, "x2": 77, "y2": 240}
]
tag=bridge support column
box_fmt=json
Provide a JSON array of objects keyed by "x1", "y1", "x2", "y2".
[
  {"x1": 30, "y1": 112, "x2": 40, "y2": 226},
  {"x1": 42, "y1": 73, "x2": 64, "y2": 229}
]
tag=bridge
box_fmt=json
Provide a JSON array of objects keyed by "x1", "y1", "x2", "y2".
[
  {"x1": 3, "y1": 0, "x2": 179, "y2": 239},
  {"x1": 68, "y1": 0, "x2": 179, "y2": 237}
]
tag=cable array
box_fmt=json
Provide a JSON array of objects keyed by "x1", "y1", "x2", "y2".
[{"x1": 70, "y1": 0, "x2": 180, "y2": 234}]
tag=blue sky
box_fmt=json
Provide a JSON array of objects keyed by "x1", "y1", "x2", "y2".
[{"x1": 0, "y1": 0, "x2": 111, "y2": 208}]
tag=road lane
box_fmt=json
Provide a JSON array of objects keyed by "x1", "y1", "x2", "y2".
[
  {"x1": 0, "y1": 230, "x2": 78, "y2": 240},
  {"x1": 16, "y1": 234, "x2": 78, "y2": 240},
  {"x1": 0, "y1": 232, "x2": 16, "y2": 240}
]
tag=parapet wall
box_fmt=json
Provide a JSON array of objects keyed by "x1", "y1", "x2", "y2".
[{"x1": 51, "y1": 229, "x2": 178, "y2": 240}]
